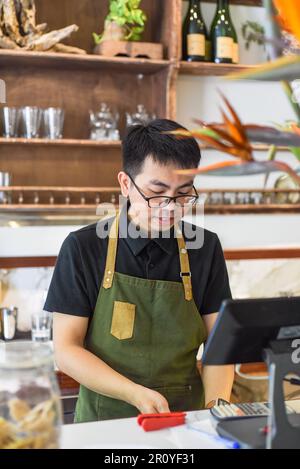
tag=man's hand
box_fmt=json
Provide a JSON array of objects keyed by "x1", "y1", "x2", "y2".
[
  {"x1": 54, "y1": 313, "x2": 170, "y2": 413},
  {"x1": 130, "y1": 384, "x2": 170, "y2": 414}
]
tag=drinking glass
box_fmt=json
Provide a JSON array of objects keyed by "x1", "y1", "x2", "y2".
[
  {"x1": 20, "y1": 106, "x2": 43, "y2": 138},
  {"x1": 43, "y1": 108, "x2": 64, "y2": 139},
  {"x1": 31, "y1": 311, "x2": 52, "y2": 342},
  {"x1": 1, "y1": 107, "x2": 20, "y2": 138}
]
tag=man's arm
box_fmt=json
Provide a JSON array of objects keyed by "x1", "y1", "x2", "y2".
[
  {"x1": 201, "y1": 313, "x2": 235, "y2": 407},
  {"x1": 53, "y1": 312, "x2": 170, "y2": 414}
]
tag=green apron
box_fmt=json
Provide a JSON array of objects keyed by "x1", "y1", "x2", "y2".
[{"x1": 75, "y1": 213, "x2": 207, "y2": 422}]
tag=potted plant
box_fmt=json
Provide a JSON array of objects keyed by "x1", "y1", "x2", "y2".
[{"x1": 93, "y1": 0, "x2": 147, "y2": 44}]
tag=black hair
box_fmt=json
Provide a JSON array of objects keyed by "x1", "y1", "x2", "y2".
[{"x1": 122, "y1": 119, "x2": 201, "y2": 179}]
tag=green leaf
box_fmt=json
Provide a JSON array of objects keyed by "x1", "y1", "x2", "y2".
[
  {"x1": 132, "y1": 10, "x2": 145, "y2": 25},
  {"x1": 114, "y1": 16, "x2": 127, "y2": 26},
  {"x1": 175, "y1": 160, "x2": 300, "y2": 184},
  {"x1": 130, "y1": 0, "x2": 142, "y2": 8},
  {"x1": 227, "y1": 55, "x2": 300, "y2": 82},
  {"x1": 109, "y1": 3, "x2": 118, "y2": 15},
  {"x1": 246, "y1": 125, "x2": 300, "y2": 146},
  {"x1": 290, "y1": 147, "x2": 300, "y2": 161},
  {"x1": 125, "y1": 29, "x2": 134, "y2": 40},
  {"x1": 93, "y1": 32, "x2": 102, "y2": 45},
  {"x1": 129, "y1": 25, "x2": 144, "y2": 40},
  {"x1": 281, "y1": 81, "x2": 300, "y2": 123},
  {"x1": 194, "y1": 127, "x2": 222, "y2": 140},
  {"x1": 106, "y1": 0, "x2": 146, "y2": 33},
  {"x1": 130, "y1": 33, "x2": 142, "y2": 41},
  {"x1": 263, "y1": 145, "x2": 277, "y2": 187},
  {"x1": 132, "y1": 26, "x2": 144, "y2": 34}
]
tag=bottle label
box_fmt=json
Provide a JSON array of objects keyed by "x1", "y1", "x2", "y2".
[
  {"x1": 233, "y1": 42, "x2": 239, "y2": 64},
  {"x1": 216, "y1": 37, "x2": 234, "y2": 59},
  {"x1": 187, "y1": 34, "x2": 205, "y2": 56}
]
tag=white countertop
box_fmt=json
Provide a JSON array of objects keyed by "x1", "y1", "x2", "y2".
[{"x1": 61, "y1": 410, "x2": 223, "y2": 450}]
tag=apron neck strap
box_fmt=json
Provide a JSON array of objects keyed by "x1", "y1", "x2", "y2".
[
  {"x1": 103, "y1": 213, "x2": 193, "y2": 301},
  {"x1": 175, "y1": 227, "x2": 193, "y2": 302},
  {"x1": 102, "y1": 213, "x2": 119, "y2": 290}
]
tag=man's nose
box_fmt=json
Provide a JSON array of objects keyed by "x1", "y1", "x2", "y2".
[{"x1": 160, "y1": 200, "x2": 177, "y2": 214}]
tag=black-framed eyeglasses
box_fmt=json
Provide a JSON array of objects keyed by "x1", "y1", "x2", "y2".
[{"x1": 127, "y1": 173, "x2": 199, "y2": 208}]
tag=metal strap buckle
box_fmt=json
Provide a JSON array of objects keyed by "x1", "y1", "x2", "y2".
[{"x1": 180, "y1": 272, "x2": 192, "y2": 278}]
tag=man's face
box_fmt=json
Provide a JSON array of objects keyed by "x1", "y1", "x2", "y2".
[{"x1": 118, "y1": 156, "x2": 196, "y2": 234}]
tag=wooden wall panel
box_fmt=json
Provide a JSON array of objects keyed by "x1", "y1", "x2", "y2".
[
  {"x1": 0, "y1": 144, "x2": 122, "y2": 186},
  {"x1": 0, "y1": 64, "x2": 173, "y2": 187},
  {"x1": 2, "y1": 65, "x2": 163, "y2": 139}
]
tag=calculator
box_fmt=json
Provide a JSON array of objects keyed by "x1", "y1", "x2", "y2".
[{"x1": 210, "y1": 399, "x2": 300, "y2": 421}]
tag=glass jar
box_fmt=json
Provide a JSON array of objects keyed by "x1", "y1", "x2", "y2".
[
  {"x1": 0, "y1": 341, "x2": 62, "y2": 449},
  {"x1": 89, "y1": 103, "x2": 120, "y2": 141},
  {"x1": 126, "y1": 104, "x2": 156, "y2": 128}
]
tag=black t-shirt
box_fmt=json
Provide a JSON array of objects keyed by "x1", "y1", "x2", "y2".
[{"x1": 44, "y1": 211, "x2": 232, "y2": 317}]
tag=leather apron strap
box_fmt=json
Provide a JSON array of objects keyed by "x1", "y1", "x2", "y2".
[
  {"x1": 103, "y1": 213, "x2": 193, "y2": 302},
  {"x1": 175, "y1": 227, "x2": 193, "y2": 302}
]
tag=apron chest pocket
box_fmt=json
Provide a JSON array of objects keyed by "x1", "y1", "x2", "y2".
[{"x1": 110, "y1": 301, "x2": 136, "y2": 340}]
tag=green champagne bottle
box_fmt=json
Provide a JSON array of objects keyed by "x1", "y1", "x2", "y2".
[
  {"x1": 182, "y1": 0, "x2": 208, "y2": 62},
  {"x1": 210, "y1": 0, "x2": 239, "y2": 64}
]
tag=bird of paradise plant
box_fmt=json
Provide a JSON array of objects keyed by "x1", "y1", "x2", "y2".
[
  {"x1": 171, "y1": 93, "x2": 300, "y2": 183},
  {"x1": 171, "y1": 0, "x2": 300, "y2": 184},
  {"x1": 226, "y1": 0, "x2": 300, "y2": 182},
  {"x1": 274, "y1": 0, "x2": 300, "y2": 44}
]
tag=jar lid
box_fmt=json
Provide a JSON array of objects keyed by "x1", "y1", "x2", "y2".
[{"x1": 0, "y1": 341, "x2": 53, "y2": 369}]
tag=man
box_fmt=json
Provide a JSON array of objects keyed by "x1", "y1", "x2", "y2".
[{"x1": 45, "y1": 119, "x2": 234, "y2": 423}]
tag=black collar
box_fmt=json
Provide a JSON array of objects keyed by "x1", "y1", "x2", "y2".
[{"x1": 118, "y1": 201, "x2": 177, "y2": 257}]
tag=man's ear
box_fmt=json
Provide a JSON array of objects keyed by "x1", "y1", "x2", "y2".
[{"x1": 118, "y1": 172, "x2": 130, "y2": 197}]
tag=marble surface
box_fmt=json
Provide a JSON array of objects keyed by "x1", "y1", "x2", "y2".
[
  {"x1": 0, "y1": 267, "x2": 53, "y2": 331},
  {"x1": 1, "y1": 258, "x2": 300, "y2": 332},
  {"x1": 227, "y1": 259, "x2": 300, "y2": 299}
]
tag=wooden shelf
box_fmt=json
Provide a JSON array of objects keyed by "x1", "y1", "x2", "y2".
[
  {"x1": 0, "y1": 186, "x2": 120, "y2": 192},
  {"x1": 204, "y1": 204, "x2": 300, "y2": 214},
  {"x1": 0, "y1": 138, "x2": 122, "y2": 148},
  {"x1": 0, "y1": 204, "x2": 299, "y2": 216},
  {"x1": 0, "y1": 49, "x2": 171, "y2": 74},
  {"x1": 1, "y1": 184, "x2": 299, "y2": 215},
  {"x1": 183, "y1": 0, "x2": 262, "y2": 5},
  {"x1": 0, "y1": 138, "x2": 287, "y2": 152},
  {"x1": 180, "y1": 61, "x2": 260, "y2": 77}
]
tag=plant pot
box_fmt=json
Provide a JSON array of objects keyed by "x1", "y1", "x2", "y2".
[
  {"x1": 102, "y1": 20, "x2": 126, "y2": 42},
  {"x1": 94, "y1": 40, "x2": 164, "y2": 60}
]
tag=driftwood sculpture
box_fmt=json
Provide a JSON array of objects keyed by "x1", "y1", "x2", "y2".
[{"x1": 0, "y1": 0, "x2": 87, "y2": 54}]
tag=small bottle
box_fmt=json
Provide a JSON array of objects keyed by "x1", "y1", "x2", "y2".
[
  {"x1": 182, "y1": 0, "x2": 208, "y2": 62},
  {"x1": 210, "y1": 0, "x2": 239, "y2": 64}
]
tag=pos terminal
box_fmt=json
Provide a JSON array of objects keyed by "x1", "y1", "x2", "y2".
[{"x1": 202, "y1": 297, "x2": 300, "y2": 449}]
